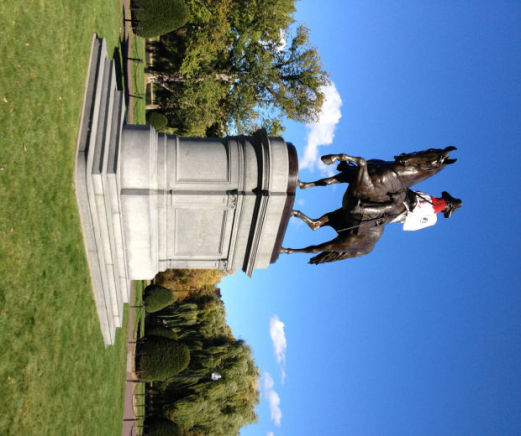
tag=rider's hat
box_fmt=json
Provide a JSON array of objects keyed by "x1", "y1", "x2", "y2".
[{"x1": 441, "y1": 191, "x2": 462, "y2": 218}]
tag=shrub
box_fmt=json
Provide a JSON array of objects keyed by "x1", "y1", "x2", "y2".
[
  {"x1": 132, "y1": 0, "x2": 189, "y2": 38},
  {"x1": 155, "y1": 269, "x2": 226, "y2": 292},
  {"x1": 144, "y1": 285, "x2": 176, "y2": 313},
  {"x1": 137, "y1": 337, "x2": 190, "y2": 381},
  {"x1": 145, "y1": 418, "x2": 180, "y2": 436},
  {"x1": 147, "y1": 111, "x2": 168, "y2": 131},
  {"x1": 147, "y1": 327, "x2": 177, "y2": 340}
]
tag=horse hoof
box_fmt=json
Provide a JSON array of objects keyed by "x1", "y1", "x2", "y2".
[
  {"x1": 297, "y1": 180, "x2": 308, "y2": 189},
  {"x1": 320, "y1": 154, "x2": 335, "y2": 165},
  {"x1": 280, "y1": 247, "x2": 290, "y2": 254}
]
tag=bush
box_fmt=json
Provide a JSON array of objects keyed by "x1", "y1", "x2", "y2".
[
  {"x1": 137, "y1": 337, "x2": 190, "y2": 381},
  {"x1": 132, "y1": 0, "x2": 189, "y2": 38},
  {"x1": 144, "y1": 285, "x2": 176, "y2": 313},
  {"x1": 147, "y1": 327, "x2": 177, "y2": 340},
  {"x1": 145, "y1": 418, "x2": 180, "y2": 436},
  {"x1": 154, "y1": 269, "x2": 225, "y2": 292},
  {"x1": 147, "y1": 112, "x2": 168, "y2": 131}
]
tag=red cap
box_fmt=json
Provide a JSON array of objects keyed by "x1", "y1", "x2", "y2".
[{"x1": 431, "y1": 196, "x2": 447, "y2": 214}]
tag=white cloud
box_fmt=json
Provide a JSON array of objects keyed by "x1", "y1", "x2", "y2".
[
  {"x1": 264, "y1": 373, "x2": 282, "y2": 427},
  {"x1": 260, "y1": 30, "x2": 286, "y2": 53},
  {"x1": 277, "y1": 29, "x2": 287, "y2": 52},
  {"x1": 267, "y1": 432, "x2": 275, "y2": 436},
  {"x1": 300, "y1": 82, "x2": 343, "y2": 172},
  {"x1": 269, "y1": 315, "x2": 287, "y2": 364},
  {"x1": 270, "y1": 315, "x2": 288, "y2": 383}
]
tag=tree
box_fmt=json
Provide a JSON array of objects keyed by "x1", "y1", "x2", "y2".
[
  {"x1": 145, "y1": 0, "x2": 330, "y2": 134},
  {"x1": 143, "y1": 284, "x2": 176, "y2": 313},
  {"x1": 145, "y1": 418, "x2": 181, "y2": 436},
  {"x1": 137, "y1": 337, "x2": 191, "y2": 381},
  {"x1": 162, "y1": 340, "x2": 259, "y2": 435},
  {"x1": 147, "y1": 112, "x2": 168, "y2": 130},
  {"x1": 132, "y1": 0, "x2": 190, "y2": 38},
  {"x1": 143, "y1": 292, "x2": 260, "y2": 435},
  {"x1": 154, "y1": 269, "x2": 225, "y2": 292}
]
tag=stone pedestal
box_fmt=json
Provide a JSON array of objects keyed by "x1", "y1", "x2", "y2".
[
  {"x1": 120, "y1": 126, "x2": 297, "y2": 279},
  {"x1": 75, "y1": 36, "x2": 297, "y2": 345}
]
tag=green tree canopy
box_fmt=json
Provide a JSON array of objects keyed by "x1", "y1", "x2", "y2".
[
  {"x1": 133, "y1": 0, "x2": 190, "y2": 38},
  {"x1": 163, "y1": 340, "x2": 259, "y2": 435},
  {"x1": 137, "y1": 337, "x2": 190, "y2": 381},
  {"x1": 146, "y1": 0, "x2": 329, "y2": 135},
  {"x1": 143, "y1": 284, "x2": 176, "y2": 313},
  {"x1": 145, "y1": 292, "x2": 260, "y2": 435}
]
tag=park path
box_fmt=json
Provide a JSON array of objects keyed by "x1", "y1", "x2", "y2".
[
  {"x1": 121, "y1": 282, "x2": 140, "y2": 436},
  {"x1": 121, "y1": 3, "x2": 139, "y2": 435},
  {"x1": 122, "y1": 0, "x2": 135, "y2": 125}
]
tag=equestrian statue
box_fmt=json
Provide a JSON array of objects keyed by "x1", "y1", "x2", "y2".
[{"x1": 281, "y1": 147, "x2": 462, "y2": 264}]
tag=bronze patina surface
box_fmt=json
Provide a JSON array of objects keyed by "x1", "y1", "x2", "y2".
[{"x1": 282, "y1": 147, "x2": 460, "y2": 263}]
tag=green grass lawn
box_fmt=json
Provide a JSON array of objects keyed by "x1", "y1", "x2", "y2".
[
  {"x1": 133, "y1": 281, "x2": 147, "y2": 340},
  {"x1": 129, "y1": 35, "x2": 147, "y2": 124},
  {"x1": 0, "y1": 1, "x2": 144, "y2": 434}
]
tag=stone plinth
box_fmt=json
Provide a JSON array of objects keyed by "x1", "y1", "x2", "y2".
[
  {"x1": 75, "y1": 36, "x2": 297, "y2": 345},
  {"x1": 75, "y1": 36, "x2": 128, "y2": 345},
  {"x1": 120, "y1": 126, "x2": 297, "y2": 279}
]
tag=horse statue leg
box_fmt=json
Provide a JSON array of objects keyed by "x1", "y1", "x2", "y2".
[
  {"x1": 321, "y1": 153, "x2": 366, "y2": 166},
  {"x1": 292, "y1": 210, "x2": 330, "y2": 230},
  {"x1": 281, "y1": 238, "x2": 340, "y2": 254},
  {"x1": 322, "y1": 153, "x2": 380, "y2": 201},
  {"x1": 298, "y1": 174, "x2": 344, "y2": 189}
]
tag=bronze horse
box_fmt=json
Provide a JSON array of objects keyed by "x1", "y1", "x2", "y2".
[{"x1": 281, "y1": 147, "x2": 457, "y2": 264}]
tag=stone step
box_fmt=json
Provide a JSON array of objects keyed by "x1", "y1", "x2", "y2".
[
  {"x1": 84, "y1": 40, "x2": 119, "y2": 337},
  {"x1": 108, "y1": 89, "x2": 130, "y2": 304},
  {"x1": 75, "y1": 36, "x2": 116, "y2": 345},
  {"x1": 92, "y1": 61, "x2": 126, "y2": 327},
  {"x1": 75, "y1": 35, "x2": 135, "y2": 344},
  {"x1": 91, "y1": 57, "x2": 123, "y2": 328},
  {"x1": 101, "y1": 83, "x2": 129, "y2": 318},
  {"x1": 105, "y1": 89, "x2": 131, "y2": 305}
]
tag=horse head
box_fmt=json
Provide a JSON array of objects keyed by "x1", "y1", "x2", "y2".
[
  {"x1": 394, "y1": 146, "x2": 457, "y2": 169},
  {"x1": 387, "y1": 146, "x2": 457, "y2": 189}
]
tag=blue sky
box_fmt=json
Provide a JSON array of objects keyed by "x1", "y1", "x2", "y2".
[{"x1": 222, "y1": 2, "x2": 521, "y2": 435}]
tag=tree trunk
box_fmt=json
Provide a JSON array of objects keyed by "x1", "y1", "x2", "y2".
[
  {"x1": 145, "y1": 75, "x2": 177, "y2": 94},
  {"x1": 145, "y1": 70, "x2": 237, "y2": 84},
  {"x1": 145, "y1": 101, "x2": 198, "y2": 110}
]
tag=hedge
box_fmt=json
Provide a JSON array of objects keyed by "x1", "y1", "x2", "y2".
[
  {"x1": 145, "y1": 418, "x2": 180, "y2": 436},
  {"x1": 144, "y1": 285, "x2": 176, "y2": 313},
  {"x1": 132, "y1": 0, "x2": 189, "y2": 38},
  {"x1": 147, "y1": 112, "x2": 168, "y2": 131},
  {"x1": 147, "y1": 327, "x2": 177, "y2": 340},
  {"x1": 137, "y1": 337, "x2": 190, "y2": 381}
]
